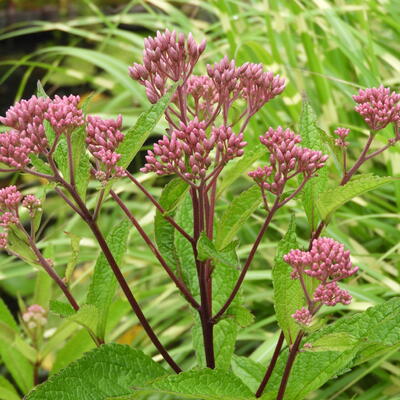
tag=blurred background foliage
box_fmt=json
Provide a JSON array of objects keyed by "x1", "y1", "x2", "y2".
[{"x1": 0, "y1": 0, "x2": 400, "y2": 399}]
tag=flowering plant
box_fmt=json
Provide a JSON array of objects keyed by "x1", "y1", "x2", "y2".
[{"x1": 1, "y1": 30, "x2": 400, "y2": 400}]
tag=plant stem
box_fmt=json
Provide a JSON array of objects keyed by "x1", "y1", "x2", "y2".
[
  {"x1": 125, "y1": 170, "x2": 194, "y2": 245},
  {"x1": 255, "y1": 331, "x2": 285, "y2": 397},
  {"x1": 110, "y1": 189, "x2": 200, "y2": 310},
  {"x1": 276, "y1": 331, "x2": 304, "y2": 400},
  {"x1": 212, "y1": 201, "x2": 279, "y2": 322},
  {"x1": 56, "y1": 177, "x2": 182, "y2": 373}
]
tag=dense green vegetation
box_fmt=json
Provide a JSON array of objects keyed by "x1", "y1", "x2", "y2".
[{"x1": 0, "y1": 1, "x2": 399, "y2": 399}]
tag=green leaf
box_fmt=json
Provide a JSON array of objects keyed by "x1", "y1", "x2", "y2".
[
  {"x1": 64, "y1": 232, "x2": 81, "y2": 283},
  {"x1": 29, "y1": 154, "x2": 52, "y2": 175},
  {"x1": 68, "y1": 304, "x2": 99, "y2": 333},
  {"x1": 154, "y1": 178, "x2": 189, "y2": 269},
  {"x1": 231, "y1": 355, "x2": 265, "y2": 392},
  {"x1": 33, "y1": 270, "x2": 52, "y2": 308},
  {"x1": 216, "y1": 185, "x2": 262, "y2": 249},
  {"x1": 305, "y1": 333, "x2": 359, "y2": 352},
  {"x1": 25, "y1": 344, "x2": 168, "y2": 400},
  {"x1": 218, "y1": 144, "x2": 266, "y2": 196},
  {"x1": 197, "y1": 232, "x2": 239, "y2": 268},
  {"x1": 261, "y1": 298, "x2": 400, "y2": 400},
  {"x1": 226, "y1": 305, "x2": 255, "y2": 328},
  {"x1": 0, "y1": 376, "x2": 20, "y2": 400},
  {"x1": 0, "y1": 298, "x2": 18, "y2": 332},
  {"x1": 128, "y1": 368, "x2": 254, "y2": 400},
  {"x1": 299, "y1": 99, "x2": 328, "y2": 229},
  {"x1": 117, "y1": 83, "x2": 178, "y2": 168},
  {"x1": 50, "y1": 300, "x2": 75, "y2": 317},
  {"x1": 272, "y1": 215, "x2": 304, "y2": 345},
  {"x1": 86, "y1": 220, "x2": 130, "y2": 339},
  {"x1": 71, "y1": 128, "x2": 91, "y2": 200},
  {"x1": 6, "y1": 227, "x2": 37, "y2": 265},
  {"x1": 317, "y1": 174, "x2": 396, "y2": 220}
]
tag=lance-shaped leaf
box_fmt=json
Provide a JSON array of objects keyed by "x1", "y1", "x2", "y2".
[
  {"x1": 299, "y1": 99, "x2": 328, "y2": 230},
  {"x1": 64, "y1": 231, "x2": 81, "y2": 283},
  {"x1": 154, "y1": 178, "x2": 189, "y2": 270},
  {"x1": 25, "y1": 344, "x2": 168, "y2": 400},
  {"x1": 272, "y1": 215, "x2": 304, "y2": 345},
  {"x1": 124, "y1": 368, "x2": 255, "y2": 400},
  {"x1": 261, "y1": 298, "x2": 400, "y2": 400},
  {"x1": 231, "y1": 355, "x2": 265, "y2": 392},
  {"x1": 216, "y1": 184, "x2": 262, "y2": 250},
  {"x1": 86, "y1": 220, "x2": 129, "y2": 340},
  {"x1": 197, "y1": 232, "x2": 239, "y2": 268},
  {"x1": 117, "y1": 82, "x2": 178, "y2": 168},
  {"x1": 317, "y1": 174, "x2": 396, "y2": 220}
]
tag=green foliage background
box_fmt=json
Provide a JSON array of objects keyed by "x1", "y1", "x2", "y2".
[{"x1": 0, "y1": 1, "x2": 400, "y2": 399}]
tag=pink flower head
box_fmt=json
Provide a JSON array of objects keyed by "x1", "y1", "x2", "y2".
[
  {"x1": 0, "y1": 232, "x2": 8, "y2": 248},
  {"x1": 129, "y1": 30, "x2": 206, "y2": 103},
  {"x1": 207, "y1": 56, "x2": 240, "y2": 103},
  {"x1": 283, "y1": 249, "x2": 312, "y2": 279},
  {"x1": 313, "y1": 281, "x2": 352, "y2": 306},
  {"x1": 0, "y1": 212, "x2": 19, "y2": 227},
  {"x1": 305, "y1": 237, "x2": 358, "y2": 281},
  {"x1": 238, "y1": 63, "x2": 285, "y2": 113},
  {"x1": 254, "y1": 127, "x2": 328, "y2": 195},
  {"x1": 186, "y1": 75, "x2": 219, "y2": 114},
  {"x1": 0, "y1": 130, "x2": 34, "y2": 168},
  {"x1": 86, "y1": 115, "x2": 124, "y2": 167},
  {"x1": 292, "y1": 307, "x2": 312, "y2": 325},
  {"x1": 22, "y1": 304, "x2": 47, "y2": 329},
  {"x1": 353, "y1": 86, "x2": 400, "y2": 131},
  {"x1": 22, "y1": 194, "x2": 41, "y2": 216},
  {"x1": 0, "y1": 186, "x2": 22, "y2": 211},
  {"x1": 0, "y1": 95, "x2": 50, "y2": 152},
  {"x1": 334, "y1": 127, "x2": 350, "y2": 148},
  {"x1": 44, "y1": 95, "x2": 84, "y2": 135},
  {"x1": 212, "y1": 126, "x2": 247, "y2": 162}
]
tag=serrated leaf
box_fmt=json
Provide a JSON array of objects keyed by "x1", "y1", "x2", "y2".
[
  {"x1": 0, "y1": 298, "x2": 18, "y2": 332},
  {"x1": 50, "y1": 300, "x2": 75, "y2": 317},
  {"x1": 317, "y1": 174, "x2": 396, "y2": 220},
  {"x1": 29, "y1": 154, "x2": 52, "y2": 175},
  {"x1": 231, "y1": 355, "x2": 265, "y2": 392},
  {"x1": 65, "y1": 232, "x2": 81, "y2": 283},
  {"x1": 87, "y1": 220, "x2": 130, "y2": 339},
  {"x1": 299, "y1": 99, "x2": 328, "y2": 230},
  {"x1": 154, "y1": 178, "x2": 189, "y2": 269},
  {"x1": 6, "y1": 227, "x2": 37, "y2": 265},
  {"x1": 68, "y1": 304, "x2": 99, "y2": 333},
  {"x1": 33, "y1": 270, "x2": 52, "y2": 308},
  {"x1": 117, "y1": 83, "x2": 178, "y2": 168},
  {"x1": 272, "y1": 215, "x2": 304, "y2": 345},
  {"x1": 129, "y1": 368, "x2": 254, "y2": 400},
  {"x1": 216, "y1": 184, "x2": 262, "y2": 249},
  {"x1": 0, "y1": 376, "x2": 20, "y2": 400},
  {"x1": 226, "y1": 305, "x2": 254, "y2": 327},
  {"x1": 305, "y1": 333, "x2": 358, "y2": 352},
  {"x1": 25, "y1": 344, "x2": 168, "y2": 400},
  {"x1": 197, "y1": 232, "x2": 239, "y2": 268},
  {"x1": 261, "y1": 298, "x2": 400, "y2": 400}
]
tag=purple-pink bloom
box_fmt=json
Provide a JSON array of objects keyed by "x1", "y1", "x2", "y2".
[
  {"x1": 0, "y1": 232, "x2": 7, "y2": 248},
  {"x1": 353, "y1": 86, "x2": 400, "y2": 131},
  {"x1": 292, "y1": 307, "x2": 312, "y2": 325},
  {"x1": 313, "y1": 281, "x2": 352, "y2": 306},
  {"x1": 238, "y1": 63, "x2": 285, "y2": 114},
  {"x1": 186, "y1": 75, "x2": 219, "y2": 114},
  {"x1": 0, "y1": 185, "x2": 22, "y2": 210},
  {"x1": 334, "y1": 127, "x2": 350, "y2": 148},
  {"x1": 0, "y1": 212, "x2": 19, "y2": 227},
  {"x1": 129, "y1": 30, "x2": 206, "y2": 103},
  {"x1": 22, "y1": 194, "x2": 41, "y2": 216},
  {"x1": 212, "y1": 126, "x2": 247, "y2": 162},
  {"x1": 0, "y1": 130, "x2": 34, "y2": 168},
  {"x1": 44, "y1": 95, "x2": 84, "y2": 135},
  {"x1": 86, "y1": 115, "x2": 124, "y2": 167}
]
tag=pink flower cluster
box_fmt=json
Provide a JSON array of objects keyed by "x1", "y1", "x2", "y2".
[
  {"x1": 207, "y1": 57, "x2": 285, "y2": 115},
  {"x1": 0, "y1": 94, "x2": 84, "y2": 169},
  {"x1": 185, "y1": 75, "x2": 219, "y2": 115},
  {"x1": 141, "y1": 119, "x2": 246, "y2": 181},
  {"x1": 292, "y1": 307, "x2": 312, "y2": 326},
  {"x1": 44, "y1": 95, "x2": 84, "y2": 135},
  {"x1": 129, "y1": 29, "x2": 206, "y2": 103},
  {"x1": 0, "y1": 186, "x2": 41, "y2": 248},
  {"x1": 86, "y1": 115, "x2": 126, "y2": 178},
  {"x1": 22, "y1": 304, "x2": 47, "y2": 330},
  {"x1": 334, "y1": 127, "x2": 350, "y2": 148},
  {"x1": 284, "y1": 237, "x2": 358, "y2": 309},
  {"x1": 353, "y1": 86, "x2": 400, "y2": 131},
  {"x1": 248, "y1": 127, "x2": 328, "y2": 195}
]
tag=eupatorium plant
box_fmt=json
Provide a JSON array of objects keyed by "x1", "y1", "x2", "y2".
[{"x1": 0, "y1": 30, "x2": 400, "y2": 400}]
